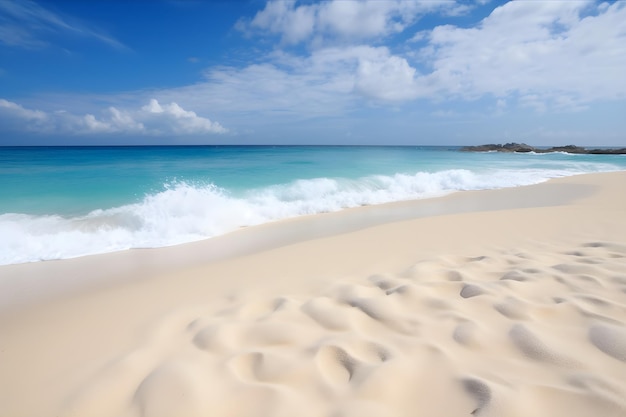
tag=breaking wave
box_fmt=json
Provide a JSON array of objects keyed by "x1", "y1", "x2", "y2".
[{"x1": 0, "y1": 166, "x2": 618, "y2": 265}]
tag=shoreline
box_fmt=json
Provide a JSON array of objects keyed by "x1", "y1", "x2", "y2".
[
  {"x1": 1, "y1": 171, "x2": 625, "y2": 417},
  {"x1": 0, "y1": 172, "x2": 601, "y2": 311}
]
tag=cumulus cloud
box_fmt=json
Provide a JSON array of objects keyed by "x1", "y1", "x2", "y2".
[
  {"x1": 148, "y1": 0, "x2": 626, "y2": 119},
  {"x1": 239, "y1": 0, "x2": 463, "y2": 44},
  {"x1": 141, "y1": 99, "x2": 227, "y2": 134},
  {"x1": 242, "y1": 0, "x2": 316, "y2": 44},
  {"x1": 0, "y1": 98, "x2": 227, "y2": 135},
  {"x1": 174, "y1": 45, "x2": 425, "y2": 111},
  {"x1": 417, "y1": 0, "x2": 626, "y2": 108},
  {"x1": 159, "y1": 54, "x2": 359, "y2": 118},
  {"x1": 3, "y1": 0, "x2": 625, "y2": 142},
  {"x1": 355, "y1": 49, "x2": 422, "y2": 101},
  {"x1": 221, "y1": 0, "x2": 626, "y2": 114},
  {"x1": 12, "y1": 0, "x2": 616, "y2": 135}
]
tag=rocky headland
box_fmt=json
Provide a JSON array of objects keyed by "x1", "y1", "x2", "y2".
[{"x1": 461, "y1": 143, "x2": 626, "y2": 154}]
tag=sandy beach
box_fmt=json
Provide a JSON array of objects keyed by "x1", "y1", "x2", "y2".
[{"x1": 1, "y1": 171, "x2": 625, "y2": 417}]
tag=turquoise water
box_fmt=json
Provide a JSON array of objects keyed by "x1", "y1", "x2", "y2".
[{"x1": 1, "y1": 145, "x2": 624, "y2": 265}]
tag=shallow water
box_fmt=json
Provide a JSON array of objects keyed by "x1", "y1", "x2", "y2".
[{"x1": 1, "y1": 145, "x2": 624, "y2": 264}]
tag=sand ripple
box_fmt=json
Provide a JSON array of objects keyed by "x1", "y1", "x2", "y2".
[{"x1": 60, "y1": 241, "x2": 626, "y2": 417}]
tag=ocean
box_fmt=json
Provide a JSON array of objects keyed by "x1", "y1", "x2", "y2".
[{"x1": 1, "y1": 145, "x2": 625, "y2": 265}]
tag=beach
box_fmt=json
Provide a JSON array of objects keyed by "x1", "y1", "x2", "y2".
[{"x1": 1, "y1": 171, "x2": 625, "y2": 416}]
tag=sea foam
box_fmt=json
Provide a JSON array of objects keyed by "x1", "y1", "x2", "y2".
[{"x1": 0, "y1": 167, "x2": 615, "y2": 265}]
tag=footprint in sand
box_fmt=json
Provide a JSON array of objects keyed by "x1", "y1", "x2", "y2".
[
  {"x1": 345, "y1": 295, "x2": 421, "y2": 335},
  {"x1": 368, "y1": 274, "x2": 402, "y2": 291},
  {"x1": 349, "y1": 340, "x2": 393, "y2": 364},
  {"x1": 462, "y1": 377, "x2": 492, "y2": 416},
  {"x1": 316, "y1": 345, "x2": 361, "y2": 385},
  {"x1": 314, "y1": 338, "x2": 396, "y2": 389},
  {"x1": 500, "y1": 270, "x2": 529, "y2": 282},
  {"x1": 552, "y1": 263, "x2": 601, "y2": 275},
  {"x1": 568, "y1": 373, "x2": 624, "y2": 404},
  {"x1": 460, "y1": 284, "x2": 486, "y2": 299},
  {"x1": 582, "y1": 242, "x2": 608, "y2": 248},
  {"x1": 509, "y1": 324, "x2": 576, "y2": 365},
  {"x1": 446, "y1": 269, "x2": 464, "y2": 281},
  {"x1": 588, "y1": 323, "x2": 626, "y2": 362}
]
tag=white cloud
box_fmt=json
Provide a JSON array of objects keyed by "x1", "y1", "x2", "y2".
[
  {"x1": 227, "y1": 0, "x2": 626, "y2": 114},
  {"x1": 3, "y1": 1, "x2": 625, "y2": 144},
  {"x1": 241, "y1": 0, "x2": 463, "y2": 44},
  {"x1": 243, "y1": 0, "x2": 316, "y2": 44},
  {"x1": 417, "y1": 1, "x2": 626, "y2": 108},
  {"x1": 355, "y1": 49, "x2": 422, "y2": 101},
  {"x1": 0, "y1": 98, "x2": 47, "y2": 121},
  {"x1": 141, "y1": 99, "x2": 227, "y2": 134},
  {"x1": 161, "y1": 45, "x2": 425, "y2": 113},
  {"x1": 69, "y1": 106, "x2": 147, "y2": 134},
  {"x1": 0, "y1": 98, "x2": 227, "y2": 135},
  {"x1": 109, "y1": 107, "x2": 145, "y2": 131},
  {"x1": 158, "y1": 55, "x2": 360, "y2": 118}
]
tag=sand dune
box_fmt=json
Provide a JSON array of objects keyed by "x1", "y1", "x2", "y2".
[{"x1": 1, "y1": 172, "x2": 625, "y2": 417}]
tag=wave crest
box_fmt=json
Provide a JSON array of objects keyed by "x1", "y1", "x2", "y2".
[{"x1": 0, "y1": 167, "x2": 614, "y2": 265}]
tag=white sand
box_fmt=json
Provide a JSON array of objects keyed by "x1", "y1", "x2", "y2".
[{"x1": 1, "y1": 171, "x2": 625, "y2": 417}]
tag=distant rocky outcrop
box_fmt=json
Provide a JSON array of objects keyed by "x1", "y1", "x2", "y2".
[{"x1": 460, "y1": 143, "x2": 626, "y2": 154}]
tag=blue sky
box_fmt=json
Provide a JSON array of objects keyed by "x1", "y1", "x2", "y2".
[{"x1": 0, "y1": 0, "x2": 624, "y2": 146}]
